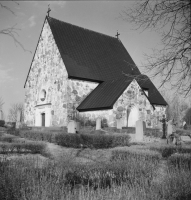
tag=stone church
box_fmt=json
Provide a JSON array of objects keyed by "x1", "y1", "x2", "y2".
[{"x1": 24, "y1": 15, "x2": 167, "y2": 128}]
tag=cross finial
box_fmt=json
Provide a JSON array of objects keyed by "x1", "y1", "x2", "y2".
[
  {"x1": 47, "y1": 4, "x2": 51, "y2": 17},
  {"x1": 115, "y1": 30, "x2": 120, "y2": 39}
]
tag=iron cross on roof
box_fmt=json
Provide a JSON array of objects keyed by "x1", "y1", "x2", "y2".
[
  {"x1": 115, "y1": 31, "x2": 120, "y2": 39},
  {"x1": 47, "y1": 5, "x2": 51, "y2": 17}
]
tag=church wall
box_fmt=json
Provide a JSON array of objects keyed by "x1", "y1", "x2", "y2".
[
  {"x1": 66, "y1": 79, "x2": 98, "y2": 122},
  {"x1": 78, "y1": 79, "x2": 166, "y2": 128},
  {"x1": 24, "y1": 19, "x2": 68, "y2": 126}
]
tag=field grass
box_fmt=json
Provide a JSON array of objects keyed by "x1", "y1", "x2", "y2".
[
  {"x1": 1, "y1": 128, "x2": 191, "y2": 200},
  {"x1": 1, "y1": 149, "x2": 191, "y2": 200}
]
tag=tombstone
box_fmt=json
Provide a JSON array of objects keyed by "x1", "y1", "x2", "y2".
[
  {"x1": 180, "y1": 136, "x2": 191, "y2": 142},
  {"x1": 167, "y1": 120, "x2": 173, "y2": 136},
  {"x1": 116, "y1": 118, "x2": 122, "y2": 129},
  {"x1": 135, "y1": 120, "x2": 144, "y2": 141},
  {"x1": 17, "y1": 110, "x2": 21, "y2": 122},
  {"x1": 76, "y1": 122, "x2": 80, "y2": 132},
  {"x1": 96, "y1": 118, "x2": 101, "y2": 130},
  {"x1": 16, "y1": 110, "x2": 21, "y2": 129},
  {"x1": 67, "y1": 120, "x2": 77, "y2": 133}
]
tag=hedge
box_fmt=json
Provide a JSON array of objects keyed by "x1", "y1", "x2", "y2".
[
  {"x1": 55, "y1": 133, "x2": 130, "y2": 149},
  {"x1": 167, "y1": 153, "x2": 191, "y2": 170},
  {"x1": 7, "y1": 128, "x2": 131, "y2": 149},
  {"x1": 7, "y1": 129, "x2": 57, "y2": 143},
  {"x1": 111, "y1": 149, "x2": 161, "y2": 163},
  {"x1": 0, "y1": 120, "x2": 5, "y2": 127},
  {"x1": 0, "y1": 142, "x2": 46, "y2": 154}
]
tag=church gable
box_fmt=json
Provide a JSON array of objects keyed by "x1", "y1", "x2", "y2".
[
  {"x1": 113, "y1": 79, "x2": 154, "y2": 127},
  {"x1": 24, "y1": 19, "x2": 68, "y2": 126}
]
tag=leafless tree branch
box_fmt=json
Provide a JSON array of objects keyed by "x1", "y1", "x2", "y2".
[
  {"x1": 8, "y1": 103, "x2": 24, "y2": 122},
  {"x1": 0, "y1": 2, "x2": 32, "y2": 53},
  {"x1": 121, "y1": 0, "x2": 191, "y2": 97}
]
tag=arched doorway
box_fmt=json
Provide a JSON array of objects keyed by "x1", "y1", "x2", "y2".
[
  {"x1": 126, "y1": 108, "x2": 131, "y2": 127},
  {"x1": 41, "y1": 113, "x2": 45, "y2": 126},
  {"x1": 128, "y1": 106, "x2": 139, "y2": 127}
]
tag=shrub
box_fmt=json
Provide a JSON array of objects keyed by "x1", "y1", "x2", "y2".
[
  {"x1": 167, "y1": 153, "x2": 191, "y2": 170},
  {"x1": 150, "y1": 145, "x2": 191, "y2": 158},
  {"x1": 80, "y1": 134, "x2": 113, "y2": 149},
  {"x1": 55, "y1": 133, "x2": 83, "y2": 148},
  {"x1": 8, "y1": 129, "x2": 58, "y2": 143},
  {"x1": 144, "y1": 128, "x2": 162, "y2": 138},
  {"x1": 0, "y1": 120, "x2": 5, "y2": 127},
  {"x1": 55, "y1": 133, "x2": 130, "y2": 149},
  {"x1": 150, "y1": 146, "x2": 177, "y2": 158},
  {"x1": 0, "y1": 142, "x2": 46, "y2": 155},
  {"x1": 0, "y1": 135, "x2": 16, "y2": 143},
  {"x1": 176, "y1": 128, "x2": 191, "y2": 136},
  {"x1": 111, "y1": 149, "x2": 161, "y2": 163}
]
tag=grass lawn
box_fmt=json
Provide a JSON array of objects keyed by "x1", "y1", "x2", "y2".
[{"x1": 0, "y1": 127, "x2": 191, "y2": 200}]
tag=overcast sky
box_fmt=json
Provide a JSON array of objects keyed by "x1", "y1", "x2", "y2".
[{"x1": 0, "y1": 1, "x2": 165, "y2": 118}]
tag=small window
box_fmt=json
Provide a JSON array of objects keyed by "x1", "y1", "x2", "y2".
[
  {"x1": 40, "y1": 89, "x2": 46, "y2": 101},
  {"x1": 144, "y1": 90, "x2": 149, "y2": 96},
  {"x1": 141, "y1": 88, "x2": 149, "y2": 96}
]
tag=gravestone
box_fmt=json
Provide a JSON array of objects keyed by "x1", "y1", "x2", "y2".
[
  {"x1": 135, "y1": 120, "x2": 144, "y2": 141},
  {"x1": 116, "y1": 118, "x2": 122, "y2": 129},
  {"x1": 167, "y1": 120, "x2": 173, "y2": 136},
  {"x1": 76, "y1": 122, "x2": 80, "y2": 132},
  {"x1": 16, "y1": 110, "x2": 21, "y2": 129},
  {"x1": 67, "y1": 120, "x2": 77, "y2": 133},
  {"x1": 96, "y1": 118, "x2": 101, "y2": 130},
  {"x1": 180, "y1": 136, "x2": 191, "y2": 142}
]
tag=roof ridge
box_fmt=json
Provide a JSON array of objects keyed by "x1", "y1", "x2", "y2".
[{"x1": 47, "y1": 16, "x2": 119, "y2": 41}]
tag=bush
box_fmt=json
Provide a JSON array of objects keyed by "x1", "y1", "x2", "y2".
[
  {"x1": 111, "y1": 149, "x2": 161, "y2": 163},
  {"x1": 150, "y1": 146, "x2": 177, "y2": 158},
  {"x1": 7, "y1": 129, "x2": 20, "y2": 136},
  {"x1": 0, "y1": 120, "x2": 5, "y2": 127},
  {"x1": 55, "y1": 133, "x2": 83, "y2": 148},
  {"x1": 176, "y1": 128, "x2": 191, "y2": 136},
  {"x1": 0, "y1": 141, "x2": 46, "y2": 154},
  {"x1": 0, "y1": 135, "x2": 17, "y2": 143},
  {"x1": 150, "y1": 145, "x2": 191, "y2": 158},
  {"x1": 144, "y1": 128, "x2": 162, "y2": 138},
  {"x1": 168, "y1": 153, "x2": 191, "y2": 170},
  {"x1": 8, "y1": 129, "x2": 58, "y2": 143},
  {"x1": 55, "y1": 133, "x2": 130, "y2": 149}
]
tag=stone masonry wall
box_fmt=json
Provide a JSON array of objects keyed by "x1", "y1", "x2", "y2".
[
  {"x1": 78, "y1": 79, "x2": 166, "y2": 128},
  {"x1": 24, "y1": 19, "x2": 68, "y2": 126}
]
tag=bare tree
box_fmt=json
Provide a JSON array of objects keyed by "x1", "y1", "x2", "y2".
[
  {"x1": 0, "y1": 2, "x2": 31, "y2": 52},
  {"x1": 7, "y1": 103, "x2": 24, "y2": 122},
  {"x1": 122, "y1": 0, "x2": 191, "y2": 97},
  {"x1": 161, "y1": 90, "x2": 189, "y2": 125},
  {"x1": 0, "y1": 97, "x2": 5, "y2": 120}
]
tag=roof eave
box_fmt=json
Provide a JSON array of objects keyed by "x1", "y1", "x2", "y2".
[{"x1": 77, "y1": 106, "x2": 113, "y2": 112}]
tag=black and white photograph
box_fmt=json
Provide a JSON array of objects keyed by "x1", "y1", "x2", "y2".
[{"x1": 0, "y1": 1, "x2": 191, "y2": 199}]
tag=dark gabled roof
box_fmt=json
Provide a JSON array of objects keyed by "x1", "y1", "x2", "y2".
[
  {"x1": 47, "y1": 16, "x2": 141, "y2": 82},
  {"x1": 77, "y1": 74, "x2": 167, "y2": 112},
  {"x1": 25, "y1": 16, "x2": 167, "y2": 109},
  {"x1": 77, "y1": 77, "x2": 132, "y2": 112},
  {"x1": 136, "y1": 75, "x2": 168, "y2": 106}
]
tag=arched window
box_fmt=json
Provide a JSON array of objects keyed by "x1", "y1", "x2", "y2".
[{"x1": 40, "y1": 89, "x2": 46, "y2": 101}]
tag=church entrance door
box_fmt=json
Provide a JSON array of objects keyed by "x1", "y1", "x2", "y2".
[{"x1": 41, "y1": 113, "x2": 45, "y2": 126}]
